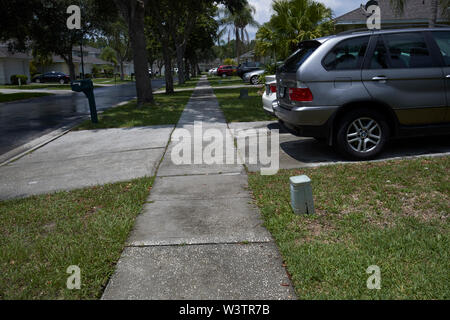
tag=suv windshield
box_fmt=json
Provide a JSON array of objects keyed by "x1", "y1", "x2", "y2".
[{"x1": 278, "y1": 40, "x2": 321, "y2": 73}]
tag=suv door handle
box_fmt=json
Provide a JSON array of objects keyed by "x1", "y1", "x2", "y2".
[{"x1": 372, "y1": 76, "x2": 388, "y2": 81}]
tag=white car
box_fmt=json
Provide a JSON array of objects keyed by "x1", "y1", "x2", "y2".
[
  {"x1": 262, "y1": 75, "x2": 277, "y2": 115},
  {"x1": 208, "y1": 67, "x2": 218, "y2": 75}
]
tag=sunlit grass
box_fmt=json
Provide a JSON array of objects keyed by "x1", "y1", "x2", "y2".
[{"x1": 248, "y1": 157, "x2": 450, "y2": 299}]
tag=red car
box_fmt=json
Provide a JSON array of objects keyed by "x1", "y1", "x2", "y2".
[{"x1": 216, "y1": 65, "x2": 237, "y2": 77}]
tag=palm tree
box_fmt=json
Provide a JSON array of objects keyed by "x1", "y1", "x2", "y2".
[
  {"x1": 390, "y1": 0, "x2": 449, "y2": 27},
  {"x1": 255, "y1": 0, "x2": 334, "y2": 61},
  {"x1": 218, "y1": 1, "x2": 259, "y2": 64}
]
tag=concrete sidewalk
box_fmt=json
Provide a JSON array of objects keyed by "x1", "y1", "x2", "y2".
[
  {"x1": 102, "y1": 76, "x2": 295, "y2": 299},
  {"x1": 0, "y1": 125, "x2": 173, "y2": 200}
]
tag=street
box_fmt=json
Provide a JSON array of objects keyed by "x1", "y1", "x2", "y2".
[{"x1": 0, "y1": 78, "x2": 166, "y2": 156}]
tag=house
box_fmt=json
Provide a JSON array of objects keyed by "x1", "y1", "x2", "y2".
[
  {"x1": 0, "y1": 43, "x2": 32, "y2": 84},
  {"x1": 335, "y1": 0, "x2": 450, "y2": 31},
  {"x1": 38, "y1": 46, "x2": 112, "y2": 77},
  {"x1": 115, "y1": 61, "x2": 135, "y2": 76}
]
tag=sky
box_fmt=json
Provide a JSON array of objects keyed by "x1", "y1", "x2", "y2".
[{"x1": 240, "y1": 0, "x2": 364, "y2": 40}]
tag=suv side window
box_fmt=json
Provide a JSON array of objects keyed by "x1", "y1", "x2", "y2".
[
  {"x1": 431, "y1": 31, "x2": 450, "y2": 66},
  {"x1": 382, "y1": 32, "x2": 435, "y2": 68},
  {"x1": 369, "y1": 38, "x2": 389, "y2": 69},
  {"x1": 323, "y1": 36, "x2": 369, "y2": 71}
]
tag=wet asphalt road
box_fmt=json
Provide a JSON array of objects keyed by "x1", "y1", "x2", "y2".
[{"x1": 0, "y1": 79, "x2": 166, "y2": 156}]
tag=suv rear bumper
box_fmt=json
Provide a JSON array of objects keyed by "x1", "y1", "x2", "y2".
[
  {"x1": 273, "y1": 103, "x2": 339, "y2": 126},
  {"x1": 273, "y1": 103, "x2": 338, "y2": 138}
]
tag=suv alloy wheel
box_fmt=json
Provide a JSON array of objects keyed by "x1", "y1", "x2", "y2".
[{"x1": 335, "y1": 108, "x2": 390, "y2": 160}]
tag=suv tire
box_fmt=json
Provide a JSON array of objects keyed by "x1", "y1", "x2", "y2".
[{"x1": 335, "y1": 108, "x2": 389, "y2": 160}]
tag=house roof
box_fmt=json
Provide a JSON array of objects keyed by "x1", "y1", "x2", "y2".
[
  {"x1": 51, "y1": 54, "x2": 112, "y2": 65},
  {"x1": 335, "y1": 0, "x2": 450, "y2": 25},
  {"x1": 0, "y1": 43, "x2": 32, "y2": 60},
  {"x1": 238, "y1": 50, "x2": 255, "y2": 60},
  {"x1": 72, "y1": 45, "x2": 102, "y2": 54}
]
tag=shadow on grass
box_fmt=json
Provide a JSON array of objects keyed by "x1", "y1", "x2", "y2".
[{"x1": 75, "y1": 90, "x2": 193, "y2": 130}]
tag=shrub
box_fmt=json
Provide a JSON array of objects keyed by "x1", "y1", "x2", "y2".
[
  {"x1": 84, "y1": 73, "x2": 92, "y2": 79},
  {"x1": 103, "y1": 65, "x2": 114, "y2": 77},
  {"x1": 10, "y1": 74, "x2": 28, "y2": 85},
  {"x1": 223, "y1": 58, "x2": 236, "y2": 66},
  {"x1": 92, "y1": 65, "x2": 102, "y2": 78}
]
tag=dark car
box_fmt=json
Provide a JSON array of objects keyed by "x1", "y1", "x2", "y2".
[
  {"x1": 237, "y1": 61, "x2": 265, "y2": 78},
  {"x1": 32, "y1": 71, "x2": 70, "y2": 84},
  {"x1": 217, "y1": 65, "x2": 237, "y2": 77}
]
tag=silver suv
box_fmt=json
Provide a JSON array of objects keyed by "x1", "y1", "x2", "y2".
[{"x1": 274, "y1": 27, "x2": 450, "y2": 160}]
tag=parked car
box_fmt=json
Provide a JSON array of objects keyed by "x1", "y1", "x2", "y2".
[
  {"x1": 237, "y1": 61, "x2": 265, "y2": 78},
  {"x1": 217, "y1": 65, "x2": 237, "y2": 77},
  {"x1": 208, "y1": 67, "x2": 218, "y2": 75},
  {"x1": 32, "y1": 71, "x2": 70, "y2": 84},
  {"x1": 262, "y1": 75, "x2": 277, "y2": 115},
  {"x1": 274, "y1": 27, "x2": 450, "y2": 160},
  {"x1": 243, "y1": 69, "x2": 265, "y2": 85}
]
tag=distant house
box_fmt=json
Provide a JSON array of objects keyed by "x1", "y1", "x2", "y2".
[
  {"x1": 38, "y1": 46, "x2": 112, "y2": 77},
  {"x1": 335, "y1": 0, "x2": 449, "y2": 30},
  {"x1": 115, "y1": 61, "x2": 135, "y2": 76},
  {"x1": 0, "y1": 43, "x2": 32, "y2": 84}
]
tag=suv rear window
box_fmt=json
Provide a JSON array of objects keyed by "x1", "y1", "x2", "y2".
[
  {"x1": 278, "y1": 41, "x2": 321, "y2": 73},
  {"x1": 323, "y1": 36, "x2": 369, "y2": 70}
]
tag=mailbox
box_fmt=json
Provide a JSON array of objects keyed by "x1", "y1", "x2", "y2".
[
  {"x1": 71, "y1": 79, "x2": 98, "y2": 123},
  {"x1": 71, "y1": 79, "x2": 93, "y2": 92}
]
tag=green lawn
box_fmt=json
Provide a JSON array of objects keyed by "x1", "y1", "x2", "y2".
[
  {"x1": 214, "y1": 87, "x2": 276, "y2": 123},
  {"x1": 0, "y1": 92, "x2": 52, "y2": 103},
  {"x1": 0, "y1": 177, "x2": 153, "y2": 299},
  {"x1": 173, "y1": 76, "x2": 201, "y2": 89},
  {"x1": 75, "y1": 90, "x2": 193, "y2": 130},
  {"x1": 92, "y1": 78, "x2": 134, "y2": 85},
  {"x1": 248, "y1": 157, "x2": 450, "y2": 299},
  {"x1": 208, "y1": 75, "x2": 248, "y2": 87}
]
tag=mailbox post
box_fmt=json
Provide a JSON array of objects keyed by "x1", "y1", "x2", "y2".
[{"x1": 71, "y1": 79, "x2": 98, "y2": 123}]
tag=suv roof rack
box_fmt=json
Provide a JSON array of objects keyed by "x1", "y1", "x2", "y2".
[{"x1": 337, "y1": 23, "x2": 450, "y2": 36}]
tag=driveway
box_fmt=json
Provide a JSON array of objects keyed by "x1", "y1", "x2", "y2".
[
  {"x1": 0, "y1": 79, "x2": 166, "y2": 157},
  {"x1": 229, "y1": 121, "x2": 450, "y2": 171}
]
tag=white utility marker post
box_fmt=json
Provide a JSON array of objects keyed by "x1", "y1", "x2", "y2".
[{"x1": 290, "y1": 175, "x2": 315, "y2": 215}]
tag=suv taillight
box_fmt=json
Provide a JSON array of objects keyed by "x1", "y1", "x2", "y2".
[
  {"x1": 289, "y1": 82, "x2": 313, "y2": 101},
  {"x1": 270, "y1": 84, "x2": 277, "y2": 93}
]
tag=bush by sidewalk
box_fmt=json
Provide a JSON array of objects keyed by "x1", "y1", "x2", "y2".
[{"x1": 248, "y1": 157, "x2": 449, "y2": 299}]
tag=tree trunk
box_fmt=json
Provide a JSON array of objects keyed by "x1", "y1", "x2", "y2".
[
  {"x1": 65, "y1": 54, "x2": 76, "y2": 81},
  {"x1": 184, "y1": 58, "x2": 190, "y2": 81},
  {"x1": 176, "y1": 44, "x2": 185, "y2": 85},
  {"x1": 119, "y1": 60, "x2": 125, "y2": 81},
  {"x1": 115, "y1": 0, "x2": 153, "y2": 106},
  {"x1": 235, "y1": 28, "x2": 240, "y2": 65},
  {"x1": 157, "y1": 60, "x2": 164, "y2": 77},
  {"x1": 191, "y1": 60, "x2": 196, "y2": 77},
  {"x1": 162, "y1": 46, "x2": 174, "y2": 94},
  {"x1": 429, "y1": 0, "x2": 438, "y2": 28}
]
